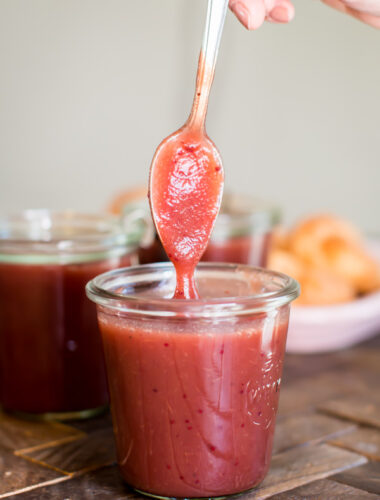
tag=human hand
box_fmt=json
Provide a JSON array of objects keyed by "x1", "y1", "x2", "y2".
[{"x1": 229, "y1": 0, "x2": 380, "y2": 29}]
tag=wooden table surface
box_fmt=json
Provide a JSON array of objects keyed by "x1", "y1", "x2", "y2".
[{"x1": 1, "y1": 335, "x2": 380, "y2": 500}]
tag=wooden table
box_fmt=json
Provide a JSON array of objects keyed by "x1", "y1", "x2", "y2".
[{"x1": 1, "y1": 335, "x2": 380, "y2": 499}]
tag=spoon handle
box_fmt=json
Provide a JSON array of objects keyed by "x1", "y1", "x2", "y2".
[
  {"x1": 202, "y1": 0, "x2": 229, "y2": 75},
  {"x1": 187, "y1": 0, "x2": 228, "y2": 131}
]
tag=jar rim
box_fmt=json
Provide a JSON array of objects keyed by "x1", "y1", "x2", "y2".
[
  {"x1": 86, "y1": 262, "x2": 300, "y2": 318},
  {"x1": 0, "y1": 209, "x2": 143, "y2": 264}
]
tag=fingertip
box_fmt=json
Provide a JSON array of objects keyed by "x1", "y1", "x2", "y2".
[
  {"x1": 267, "y1": 1, "x2": 295, "y2": 23},
  {"x1": 230, "y1": 0, "x2": 266, "y2": 30}
]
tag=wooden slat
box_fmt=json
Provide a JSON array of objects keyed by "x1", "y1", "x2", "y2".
[
  {"x1": 282, "y1": 352, "x2": 347, "y2": 383},
  {"x1": 272, "y1": 478, "x2": 380, "y2": 499},
  {"x1": 0, "y1": 411, "x2": 84, "y2": 452},
  {"x1": 319, "y1": 395, "x2": 380, "y2": 429},
  {"x1": 4, "y1": 466, "x2": 134, "y2": 500},
  {"x1": 330, "y1": 427, "x2": 380, "y2": 461},
  {"x1": 278, "y1": 371, "x2": 372, "y2": 417},
  {"x1": 336, "y1": 348, "x2": 380, "y2": 375},
  {"x1": 0, "y1": 446, "x2": 64, "y2": 498},
  {"x1": 247, "y1": 443, "x2": 367, "y2": 499},
  {"x1": 16, "y1": 428, "x2": 116, "y2": 476},
  {"x1": 273, "y1": 412, "x2": 356, "y2": 454},
  {"x1": 332, "y1": 461, "x2": 380, "y2": 496},
  {"x1": 68, "y1": 411, "x2": 113, "y2": 435}
]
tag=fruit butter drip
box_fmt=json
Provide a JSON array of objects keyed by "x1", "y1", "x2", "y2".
[{"x1": 149, "y1": 54, "x2": 224, "y2": 299}]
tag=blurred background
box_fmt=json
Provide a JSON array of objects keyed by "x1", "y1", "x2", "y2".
[{"x1": 0, "y1": 0, "x2": 379, "y2": 232}]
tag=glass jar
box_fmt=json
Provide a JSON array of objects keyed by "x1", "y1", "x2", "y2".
[
  {"x1": 122, "y1": 197, "x2": 167, "y2": 264},
  {"x1": 202, "y1": 192, "x2": 281, "y2": 267},
  {"x1": 0, "y1": 210, "x2": 143, "y2": 420},
  {"x1": 87, "y1": 262, "x2": 299, "y2": 498},
  {"x1": 122, "y1": 192, "x2": 280, "y2": 266}
]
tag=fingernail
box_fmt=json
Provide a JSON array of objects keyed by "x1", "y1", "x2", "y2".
[
  {"x1": 270, "y1": 5, "x2": 293, "y2": 22},
  {"x1": 230, "y1": 2, "x2": 253, "y2": 29}
]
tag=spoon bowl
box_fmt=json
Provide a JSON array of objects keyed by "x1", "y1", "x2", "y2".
[{"x1": 150, "y1": 127, "x2": 224, "y2": 298}]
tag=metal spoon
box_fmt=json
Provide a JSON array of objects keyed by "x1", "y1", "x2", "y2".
[{"x1": 149, "y1": 0, "x2": 229, "y2": 299}]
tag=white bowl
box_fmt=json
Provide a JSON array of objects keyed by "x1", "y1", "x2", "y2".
[{"x1": 286, "y1": 241, "x2": 380, "y2": 353}]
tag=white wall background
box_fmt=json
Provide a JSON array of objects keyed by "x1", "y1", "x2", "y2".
[{"x1": 0, "y1": 0, "x2": 379, "y2": 232}]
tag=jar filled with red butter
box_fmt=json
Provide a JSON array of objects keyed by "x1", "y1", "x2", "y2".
[
  {"x1": 202, "y1": 192, "x2": 281, "y2": 267},
  {"x1": 113, "y1": 190, "x2": 280, "y2": 267},
  {"x1": 0, "y1": 210, "x2": 144, "y2": 419}
]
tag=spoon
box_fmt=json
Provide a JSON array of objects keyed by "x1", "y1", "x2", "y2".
[{"x1": 149, "y1": 0, "x2": 229, "y2": 299}]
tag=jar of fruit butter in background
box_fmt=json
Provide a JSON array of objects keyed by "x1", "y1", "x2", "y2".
[
  {"x1": 202, "y1": 192, "x2": 281, "y2": 267},
  {"x1": 112, "y1": 189, "x2": 280, "y2": 267},
  {"x1": 0, "y1": 210, "x2": 143, "y2": 420}
]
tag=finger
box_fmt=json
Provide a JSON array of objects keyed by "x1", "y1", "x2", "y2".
[
  {"x1": 321, "y1": 0, "x2": 380, "y2": 27},
  {"x1": 267, "y1": 0, "x2": 295, "y2": 23},
  {"x1": 321, "y1": 0, "x2": 350, "y2": 14},
  {"x1": 348, "y1": 8, "x2": 380, "y2": 26},
  {"x1": 229, "y1": 0, "x2": 267, "y2": 30},
  {"x1": 344, "y1": 0, "x2": 380, "y2": 15}
]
